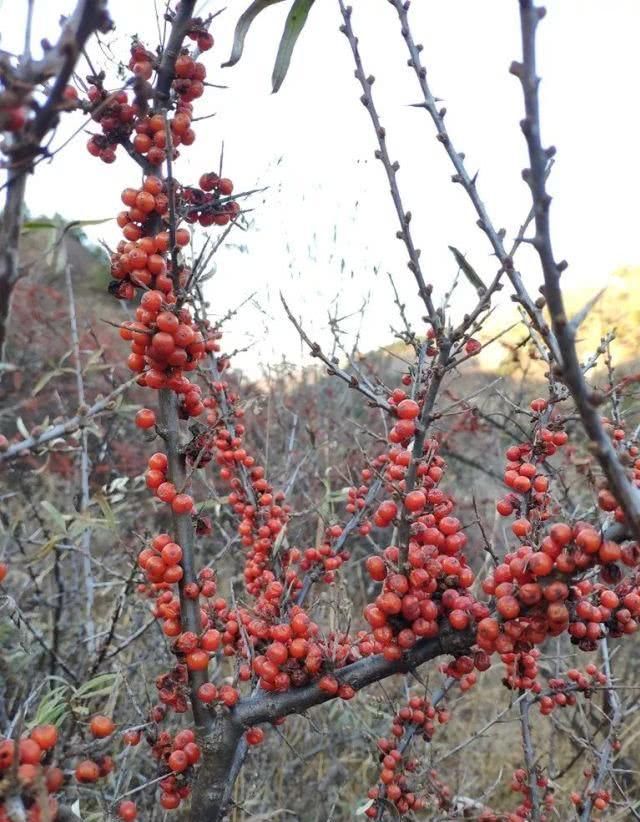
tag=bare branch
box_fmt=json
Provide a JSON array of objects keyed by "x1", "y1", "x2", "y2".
[{"x1": 514, "y1": 0, "x2": 640, "y2": 542}]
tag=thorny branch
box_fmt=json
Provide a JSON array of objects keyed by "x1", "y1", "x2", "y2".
[{"x1": 513, "y1": 0, "x2": 640, "y2": 542}]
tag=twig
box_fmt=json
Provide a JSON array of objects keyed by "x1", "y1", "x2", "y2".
[
  {"x1": 513, "y1": 0, "x2": 640, "y2": 542},
  {"x1": 64, "y1": 264, "x2": 95, "y2": 656},
  {"x1": 338, "y1": 1, "x2": 440, "y2": 330}
]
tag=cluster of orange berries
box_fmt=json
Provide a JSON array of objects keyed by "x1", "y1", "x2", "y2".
[
  {"x1": 596, "y1": 417, "x2": 640, "y2": 524},
  {"x1": 439, "y1": 652, "x2": 485, "y2": 689},
  {"x1": 120, "y1": 289, "x2": 214, "y2": 390},
  {"x1": 359, "y1": 406, "x2": 485, "y2": 659},
  {"x1": 479, "y1": 520, "x2": 640, "y2": 661},
  {"x1": 116, "y1": 175, "x2": 172, "y2": 244},
  {"x1": 0, "y1": 716, "x2": 119, "y2": 821},
  {"x1": 570, "y1": 785, "x2": 612, "y2": 813},
  {"x1": 495, "y1": 398, "x2": 568, "y2": 525},
  {"x1": 535, "y1": 663, "x2": 606, "y2": 715},
  {"x1": 384, "y1": 393, "x2": 420, "y2": 445},
  {"x1": 144, "y1": 451, "x2": 195, "y2": 514},
  {"x1": 86, "y1": 37, "x2": 212, "y2": 165},
  {"x1": 181, "y1": 173, "x2": 240, "y2": 227},
  {"x1": 149, "y1": 727, "x2": 201, "y2": 810},
  {"x1": 508, "y1": 768, "x2": 554, "y2": 822},
  {"x1": 131, "y1": 99, "x2": 197, "y2": 164},
  {"x1": 364, "y1": 696, "x2": 445, "y2": 817},
  {"x1": 0, "y1": 726, "x2": 62, "y2": 822},
  {"x1": 231, "y1": 609, "x2": 355, "y2": 695},
  {"x1": 86, "y1": 86, "x2": 138, "y2": 164}
]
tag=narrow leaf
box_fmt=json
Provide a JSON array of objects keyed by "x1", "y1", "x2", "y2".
[
  {"x1": 21, "y1": 220, "x2": 57, "y2": 231},
  {"x1": 93, "y1": 490, "x2": 117, "y2": 530},
  {"x1": 62, "y1": 218, "x2": 113, "y2": 236},
  {"x1": 26, "y1": 534, "x2": 62, "y2": 565},
  {"x1": 74, "y1": 673, "x2": 117, "y2": 698},
  {"x1": 448, "y1": 245, "x2": 487, "y2": 295},
  {"x1": 569, "y1": 287, "x2": 606, "y2": 332},
  {"x1": 32, "y1": 368, "x2": 62, "y2": 396},
  {"x1": 272, "y1": 0, "x2": 316, "y2": 93},
  {"x1": 223, "y1": 0, "x2": 287, "y2": 68},
  {"x1": 41, "y1": 501, "x2": 68, "y2": 534}
]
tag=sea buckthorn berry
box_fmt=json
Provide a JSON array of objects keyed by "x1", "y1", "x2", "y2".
[
  {"x1": 135, "y1": 408, "x2": 156, "y2": 429},
  {"x1": 90, "y1": 715, "x2": 115, "y2": 738}
]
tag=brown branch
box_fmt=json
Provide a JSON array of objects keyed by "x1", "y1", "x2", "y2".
[
  {"x1": 190, "y1": 625, "x2": 474, "y2": 820},
  {"x1": 0, "y1": 0, "x2": 111, "y2": 359},
  {"x1": 154, "y1": 0, "x2": 198, "y2": 106},
  {"x1": 387, "y1": 0, "x2": 560, "y2": 361},
  {"x1": 281, "y1": 293, "x2": 392, "y2": 413},
  {"x1": 337, "y1": 1, "x2": 440, "y2": 330},
  {"x1": 233, "y1": 625, "x2": 473, "y2": 728},
  {"x1": 519, "y1": 694, "x2": 542, "y2": 821},
  {"x1": 579, "y1": 638, "x2": 622, "y2": 821},
  {"x1": 513, "y1": 0, "x2": 640, "y2": 542},
  {"x1": 0, "y1": 377, "x2": 136, "y2": 464}
]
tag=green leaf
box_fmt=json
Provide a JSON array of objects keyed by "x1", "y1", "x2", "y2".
[
  {"x1": 223, "y1": 0, "x2": 287, "y2": 68},
  {"x1": 448, "y1": 245, "x2": 487, "y2": 295},
  {"x1": 40, "y1": 502, "x2": 68, "y2": 535},
  {"x1": 62, "y1": 218, "x2": 113, "y2": 237},
  {"x1": 32, "y1": 368, "x2": 62, "y2": 396},
  {"x1": 74, "y1": 673, "x2": 117, "y2": 700},
  {"x1": 29, "y1": 685, "x2": 70, "y2": 728},
  {"x1": 272, "y1": 0, "x2": 316, "y2": 93},
  {"x1": 26, "y1": 534, "x2": 63, "y2": 565},
  {"x1": 21, "y1": 220, "x2": 57, "y2": 232},
  {"x1": 93, "y1": 491, "x2": 117, "y2": 531}
]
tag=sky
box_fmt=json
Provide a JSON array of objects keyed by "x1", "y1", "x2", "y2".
[{"x1": 2, "y1": 0, "x2": 639, "y2": 377}]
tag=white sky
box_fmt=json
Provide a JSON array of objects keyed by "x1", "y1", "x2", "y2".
[{"x1": 3, "y1": 1, "x2": 639, "y2": 376}]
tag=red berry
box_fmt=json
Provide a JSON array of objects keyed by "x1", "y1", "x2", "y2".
[{"x1": 135, "y1": 408, "x2": 156, "y2": 429}]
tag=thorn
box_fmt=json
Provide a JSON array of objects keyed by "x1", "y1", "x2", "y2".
[{"x1": 545, "y1": 145, "x2": 556, "y2": 159}]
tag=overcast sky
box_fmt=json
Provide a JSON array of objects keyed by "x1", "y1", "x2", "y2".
[{"x1": 3, "y1": 1, "x2": 639, "y2": 376}]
